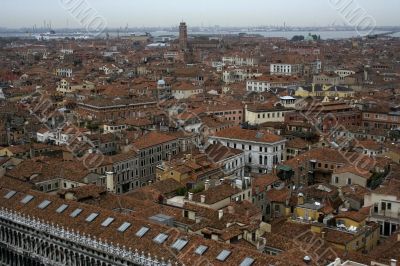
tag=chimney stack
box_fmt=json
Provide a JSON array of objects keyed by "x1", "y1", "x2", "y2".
[
  {"x1": 218, "y1": 209, "x2": 223, "y2": 220},
  {"x1": 188, "y1": 192, "x2": 193, "y2": 201},
  {"x1": 333, "y1": 258, "x2": 341, "y2": 266},
  {"x1": 105, "y1": 172, "x2": 115, "y2": 193},
  {"x1": 390, "y1": 259, "x2": 397, "y2": 266},
  {"x1": 204, "y1": 180, "x2": 210, "y2": 191},
  {"x1": 298, "y1": 193, "x2": 304, "y2": 205},
  {"x1": 200, "y1": 195, "x2": 206, "y2": 203}
]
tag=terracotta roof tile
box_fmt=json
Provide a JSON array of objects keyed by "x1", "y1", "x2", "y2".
[{"x1": 213, "y1": 126, "x2": 284, "y2": 143}]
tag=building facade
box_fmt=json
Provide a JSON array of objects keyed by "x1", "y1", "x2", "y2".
[{"x1": 208, "y1": 127, "x2": 286, "y2": 174}]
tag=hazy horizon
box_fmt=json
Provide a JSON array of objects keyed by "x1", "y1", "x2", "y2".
[{"x1": 1, "y1": 0, "x2": 399, "y2": 29}]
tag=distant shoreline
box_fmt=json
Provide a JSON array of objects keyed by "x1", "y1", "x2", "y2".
[{"x1": 1, "y1": 30, "x2": 399, "y2": 40}]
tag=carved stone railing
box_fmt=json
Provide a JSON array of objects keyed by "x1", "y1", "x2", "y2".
[{"x1": 0, "y1": 207, "x2": 177, "y2": 266}]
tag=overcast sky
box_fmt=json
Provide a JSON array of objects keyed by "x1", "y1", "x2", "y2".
[{"x1": 1, "y1": 0, "x2": 399, "y2": 28}]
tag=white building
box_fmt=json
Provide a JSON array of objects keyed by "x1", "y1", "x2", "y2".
[
  {"x1": 270, "y1": 63, "x2": 303, "y2": 76},
  {"x1": 335, "y1": 69, "x2": 356, "y2": 78},
  {"x1": 208, "y1": 127, "x2": 286, "y2": 174},
  {"x1": 222, "y1": 68, "x2": 262, "y2": 83},
  {"x1": 54, "y1": 68, "x2": 73, "y2": 78},
  {"x1": 279, "y1": 96, "x2": 297, "y2": 109},
  {"x1": 99, "y1": 64, "x2": 123, "y2": 75},
  {"x1": 60, "y1": 48, "x2": 74, "y2": 55},
  {"x1": 245, "y1": 104, "x2": 292, "y2": 125},
  {"x1": 171, "y1": 83, "x2": 203, "y2": 99},
  {"x1": 50, "y1": 126, "x2": 91, "y2": 146},
  {"x1": 246, "y1": 76, "x2": 303, "y2": 92},
  {"x1": 211, "y1": 61, "x2": 224, "y2": 72},
  {"x1": 222, "y1": 56, "x2": 258, "y2": 67},
  {"x1": 364, "y1": 178, "x2": 400, "y2": 237},
  {"x1": 36, "y1": 128, "x2": 53, "y2": 143},
  {"x1": 205, "y1": 143, "x2": 245, "y2": 179},
  {"x1": 103, "y1": 122, "x2": 127, "y2": 134},
  {"x1": 56, "y1": 79, "x2": 95, "y2": 95}
]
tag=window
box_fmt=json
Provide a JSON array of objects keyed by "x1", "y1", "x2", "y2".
[
  {"x1": 240, "y1": 257, "x2": 255, "y2": 266},
  {"x1": 136, "y1": 227, "x2": 150, "y2": 238},
  {"x1": 101, "y1": 217, "x2": 115, "y2": 227},
  {"x1": 37, "y1": 200, "x2": 52, "y2": 209},
  {"x1": 334, "y1": 176, "x2": 339, "y2": 184},
  {"x1": 216, "y1": 250, "x2": 231, "y2": 261},
  {"x1": 21, "y1": 195, "x2": 34, "y2": 204},
  {"x1": 373, "y1": 203, "x2": 378, "y2": 213},
  {"x1": 56, "y1": 204, "x2": 68, "y2": 213},
  {"x1": 171, "y1": 239, "x2": 188, "y2": 251},
  {"x1": 85, "y1": 213, "x2": 99, "y2": 222},
  {"x1": 381, "y1": 202, "x2": 386, "y2": 211},
  {"x1": 117, "y1": 222, "x2": 131, "y2": 232},
  {"x1": 70, "y1": 208, "x2": 82, "y2": 218},
  {"x1": 4, "y1": 190, "x2": 16, "y2": 199},
  {"x1": 195, "y1": 245, "x2": 208, "y2": 255},
  {"x1": 347, "y1": 178, "x2": 352, "y2": 185},
  {"x1": 153, "y1": 233, "x2": 168, "y2": 244},
  {"x1": 387, "y1": 203, "x2": 392, "y2": 210}
]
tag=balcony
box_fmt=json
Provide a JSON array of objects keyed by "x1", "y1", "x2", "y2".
[{"x1": 371, "y1": 209, "x2": 400, "y2": 222}]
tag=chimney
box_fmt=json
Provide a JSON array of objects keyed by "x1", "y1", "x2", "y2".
[
  {"x1": 390, "y1": 259, "x2": 397, "y2": 266},
  {"x1": 188, "y1": 192, "x2": 193, "y2": 201},
  {"x1": 200, "y1": 195, "x2": 206, "y2": 203},
  {"x1": 303, "y1": 256, "x2": 311, "y2": 264},
  {"x1": 321, "y1": 231, "x2": 326, "y2": 239},
  {"x1": 298, "y1": 193, "x2": 304, "y2": 205},
  {"x1": 204, "y1": 180, "x2": 210, "y2": 191},
  {"x1": 105, "y1": 172, "x2": 115, "y2": 193},
  {"x1": 218, "y1": 209, "x2": 224, "y2": 220},
  {"x1": 333, "y1": 258, "x2": 341, "y2": 266}
]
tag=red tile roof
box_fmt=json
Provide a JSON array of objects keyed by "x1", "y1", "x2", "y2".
[
  {"x1": 133, "y1": 131, "x2": 178, "y2": 150},
  {"x1": 213, "y1": 126, "x2": 284, "y2": 143}
]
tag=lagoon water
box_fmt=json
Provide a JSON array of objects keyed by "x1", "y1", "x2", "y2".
[{"x1": 0, "y1": 30, "x2": 399, "y2": 40}]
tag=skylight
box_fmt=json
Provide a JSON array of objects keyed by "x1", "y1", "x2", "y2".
[
  {"x1": 56, "y1": 204, "x2": 68, "y2": 213},
  {"x1": 240, "y1": 257, "x2": 255, "y2": 266},
  {"x1": 171, "y1": 239, "x2": 188, "y2": 251},
  {"x1": 117, "y1": 222, "x2": 131, "y2": 232},
  {"x1": 4, "y1": 190, "x2": 16, "y2": 199},
  {"x1": 216, "y1": 250, "x2": 231, "y2": 261},
  {"x1": 37, "y1": 200, "x2": 52, "y2": 209},
  {"x1": 136, "y1": 227, "x2": 150, "y2": 238},
  {"x1": 195, "y1": 245, "x2": 208, "y2": 255},
  {"x1": 153, "y1": 233, "x2": 168, "y2": 244},
  {"x1": 85, "y1": 213, "x2": 99, "y2": 222},
  {"x1": 101, "y1": 217, "x2": 114, "y2": 227},
  {"x1": 20, "y1": 195, "x2": 34, "y2": 204},
  {"x1": 70, "y1": 208, "x2": 82, "y2": 217}
]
